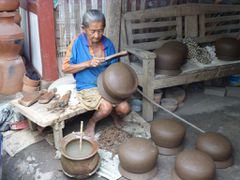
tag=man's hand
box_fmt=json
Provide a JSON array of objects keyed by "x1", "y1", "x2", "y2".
[{"x1": 89, "y1": 57, "x2": 105, "y2": 67}]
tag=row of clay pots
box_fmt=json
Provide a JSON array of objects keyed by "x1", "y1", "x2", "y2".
[{"x1": 117, "y1": 119, "x2": 233, "y2": 180}]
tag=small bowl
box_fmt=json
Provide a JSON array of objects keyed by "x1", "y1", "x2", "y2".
[{"x1": 161, "y1": 98, "x2": 178, "y2": 112}]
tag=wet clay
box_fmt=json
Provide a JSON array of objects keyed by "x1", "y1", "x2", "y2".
[
  {"x1": 0, "y1": 0, "x2": 19, "y2": 11},
  {"x1": 97, "y1": 126, "x2": 132, "y2": 155},
  {"x1": 175, "y1": 149, "x2": 215, "y2": 180}
]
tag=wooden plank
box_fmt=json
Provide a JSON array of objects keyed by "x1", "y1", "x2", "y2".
[
  {"x1": 176, "y1": 16, "x2": 183, "y2": 39},
  {"x1": 152, "y1": 63, "x2": 240, "y2": 89},
  {"x1": 131, "y1": 40, "x2": 171, "y2": 51},
  {"x1": 132, "y1": 30, "x2": 176, "y2": 41},
  {"x1": 131, "y1": 21, "x2": 177, "y2": 30},
  {"x1": 131, "y1": 0, "x2": 137, "y2": 11},
  {"x1": 206, "y1": 24, "x2": 240, "y2": 32},
  {"x1": 185, "y1": 15, "x2": 198, "y2": 37},
  {"x1": 80, "y1": 0, "x2": 87, "y2": 23},
  {"x1": 91, "y1": 0, "x2": 98, "y2": 9},
  {"x1": 206, "y1": 15, "x2": 240, "y2": 23},
  {"x1": 102, "y1": 0, "x2": 107, "y2": 16},
  {"x1": 140, "y1": 0, "x2": 146, "y2": 10},
  {"x1": 126, "y1": 20, "x2": 134, "y2": 46},
  {"x1": 199, "y1": 15, "x2": 206, "y2": 37}
]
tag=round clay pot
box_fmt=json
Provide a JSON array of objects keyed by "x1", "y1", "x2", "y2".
[
  {"x1": 61, "y1": 132, "x2": 100, "y2": 178},
  {"x1": 118, "y1": 137, "x2": 158, "y2": 180},
  {"x1": 150, "y1": 119, "x2": 185, "y2": 155},
  {"x1": 160, "y1": 98, "x2": 178, "y2": 112},
  {"x1": 173, "y1": 149, "x2": 215, "y2": 180},
  {"x1": 0, "y1": 12, "x2": 24, "y2": 61},
  {"x1": 97, "y1": 62, "x2": 138, "y2": 104},
  {"x1": 196, "y1": 132, "x2": 233, "y2": 169},
  {"x1": 0, "y1": 0, "x2": 19, "y2": 11},
  {"x1": 23, "y1": 74, "x2": 40, "y2": 87},
  {"x1": 14, "y1": 11, "x2": 21, "y2": 25},
  {"x1": 0, "y1": 56, "x2": 25, "y2": 95},
  {"x1": 162, "y1": 41, "x2": 188, "y2": 64},
  {"x1": 215, "y1": 37, "x2": 240, "y2": 61},
  {"x1": 154, "y1": 46, "x2": 184, "y2": 76},
  {"x1": 164, "y1": 87, "x2": 186, "y2": 105}
]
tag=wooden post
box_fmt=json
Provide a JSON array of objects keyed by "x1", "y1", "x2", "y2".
[
  {"x1": 185, "y1": 15, "x2": 198, "y2": 38},
  {"x1": 106, "y1": 0, "x2": 122, "y2": 51}
]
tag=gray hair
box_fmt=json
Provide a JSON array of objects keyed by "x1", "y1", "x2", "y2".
[{"x1": 82, "y1": 9, "x2": 106, "y2": 28}]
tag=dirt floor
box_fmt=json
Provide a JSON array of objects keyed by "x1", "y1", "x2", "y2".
[{"x1": 2, "y1": 87, "x2": 240, "y2": 180}]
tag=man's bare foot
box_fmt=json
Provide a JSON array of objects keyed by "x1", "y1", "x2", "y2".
[{"x1": 84, "y1": 127, "x2": 95, "y2": 139}]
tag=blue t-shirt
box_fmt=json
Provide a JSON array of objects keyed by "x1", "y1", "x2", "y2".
[{"x1": 69, "y1": 33, "x2": 119, "y2": 91}]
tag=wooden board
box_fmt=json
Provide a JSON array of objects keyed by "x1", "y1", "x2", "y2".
[{"x1": 11, "y1": 99, "x2": 87, "y2": 127}]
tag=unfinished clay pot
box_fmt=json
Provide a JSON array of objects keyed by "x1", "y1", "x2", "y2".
[
  {"x1": 215, "y1": 37, "x2": 240, "y2": 61},
  {"x1": 162, "y1": 41, "x2": 188, "y2": 64},
  {"x1": 23, "y1": 74, "x2": 40, "y2": 87},
  {"x1": 160, "y1": 98, "x2": 178, "y2": 112},
  {"x1": 97, "y1": 62, "x2": 138, "y2": 104},
  {"x1": 14, "y1": 11, "x2": 21, "y2": 25},
  {"x1": 0, "y1": 12, "x2": 24, "y2": 60},
  {"x1": 165, "y1": 87, "x2": 186, "y2": 105},
  {"x1": 118, "y1": 137, "x2": 158, "y2": 180},
  {"x1": 0, "y1": 56, "x2": 25, "y2": 95},
  {"x1": 150, "y1": 119, "x2": 185, "y2": 155},
  {"x1": 154, "y1": 46, "x2": 184, "y2": 76},
  {"x1": 61, "y1": 132, "x2": 100, "y2": 178},
  {"x1": 0, "y1": 0, "x2": 19, "y2": 11},
  {"x1": 196, "y1": 132, "x2": 233, "y2": 169},
  {"x1": 173, "y1": 149, "x2": 215, "y2": 180}
]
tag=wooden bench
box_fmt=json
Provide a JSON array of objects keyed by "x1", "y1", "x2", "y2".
[{"x1": 121, "y1": 4, "x2": 240, "y2": 121}]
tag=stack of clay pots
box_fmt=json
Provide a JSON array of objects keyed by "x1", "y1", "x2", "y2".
[{"x1": 0, "y1": 0, "x2": 25, "y2": 95}]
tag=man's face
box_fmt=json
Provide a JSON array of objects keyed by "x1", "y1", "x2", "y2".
[{"x1": 85, "y1": 21, "x2": 105, "y2": 44}]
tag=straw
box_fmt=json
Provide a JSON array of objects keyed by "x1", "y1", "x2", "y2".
[{"x1": 79, "y1": 121, "x2": 83, "y2": 151}]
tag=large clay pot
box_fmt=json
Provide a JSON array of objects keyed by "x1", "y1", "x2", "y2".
[
  {"x1": 14, "y1": 11, "x2": 21, "y2": 25},
  {"x1": 61, "y1": 132, "x2": 100, "y2": 178},
  {"x1": 154, "y1": 46, "x2": 184, "y2": 76},
  {"x1": 118, "y1": 137, "x2": 158, "y2": 180},
  {"x1": 196, "y1": 132, "x2": 233, "y2": 169},
  {"x1": 150, "y1": 119, "x2": 185, "y2": 155},
  {"x1": 97, "y1": 62, "x2": 138, "y2": 104},
  {"x1": 0, "y1": 12, "x2": 24, "y2": 60},
  {"x1": 162, "y1": 41, "x2": 188, "y2": 64},
  {"x1": 0, "y1": 56, "x2": 25, "y2": 95},
  {"x1": 215, "y1": 37, "x2": 240, "y2": 61},
  {"x1": 0, "y1": 0, "x2": 19, "y2": 11},
  {"x1": 172, "y1": 149, "x2": 215, "y2": 180}
]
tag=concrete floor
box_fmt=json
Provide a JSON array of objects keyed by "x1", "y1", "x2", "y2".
[{"x1": 2, "y1": 89, "x2": 240, "y2": 180}]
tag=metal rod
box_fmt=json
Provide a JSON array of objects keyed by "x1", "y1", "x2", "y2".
[{"x1": 137, "y1": 88, "x2": 205, "y2": 133}]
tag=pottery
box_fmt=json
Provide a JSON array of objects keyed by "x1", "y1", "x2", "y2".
[
  {"x1": 23, "y1": 74, "x2": 40, "y2": 87},
  {"x1": 164, "y1": 87, "x2": 186, "y2": 105},
  {"x1": 160, "y1": 98, "x2": 178, "y2": 112},
  {"x1": 150, "y1": 119, "x2": 185, "y2": 155},
  {"x1": 0, "y1": 0, "x2": 19, "y2": 11},
  {"x1": 118, "y1": 137, "x2": 158, "y2": 180},
  {"x1": 0, "y1": 56, "x2": 25, "y2": 95},
  {"x1": 0, "y1": 12, "x2": 24, "y2": 61},
  {"x1": 173, "y1": 149, "x2": 215, "y2": 180},
  {"x1": 61, "y1": 132, "x2": 100, "y2": 178},
  {"x1": 22, "y1": 84, "x2": 40, "y2": 93},
  {"x1": 154, "y1": 46, "x2": 184, "y2": 76},
  {"x1": 215, "y1": 37, "x2": 240, "y2": 61},
  {"x1": 196, "y1": 132, "x2": 233, "y2": 169},
  {"x1": 14, "y1": 11, "x2": 21, "y2": 25},
  {"x1": 97, "y1": 62, "x2": 138, "y2": 104},
  {"x1": 162, "y1": 41, "x2": 188, "y2": 64}
]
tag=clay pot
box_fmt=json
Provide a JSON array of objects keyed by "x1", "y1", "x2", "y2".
[
  {"x1": 160, "y1": 98, "x2": 178, "y2": 112},
  {"x1": 22, "y1": 84, "x2": 40, "y2": 93},
  {"x1": 196, "y1": 132, "x2": 233, "y2": 169},
  {"x1": 0, "y1": 56, "x2": 25, "y2": 95},
  {"x1": 0, "y1": 12, "x2": 24, "y2": 61},
  {"x1": 14, "y1": 11, "x2": 21, "y2": 25},
  {"x1": 61, "y1": 133, "x2": 100, "y2": 178},
  {"x1": 165, "y1": 87, "x2": 186, "y2": 105},
  {"x1": 118, "y1": 137, "x2": 158, "y2": 180},
  {"x1": 97, "y1": 62, "x2": 138, "y2": 104},
  {"x1": 154, "y1": 46, "x2": 184, "y2": 76},
  {"x1": 173, "y1": 149, "x2": 215, "y2": 180},
  {"x1": 162, "y1": 41, "x2": 188, "y2": 64},
  {"x1": 150, "y1": 119, "x2": 185, "y2": 155},
  {"x1": 0, "y1": 0, "x2": 19, "y2": 11},
  {"x1": 215, "y1": 37, "x2": 240, "y2": 61},
  {"x1": 23, "y1": 74, "x2": 40, "y2": 87}
]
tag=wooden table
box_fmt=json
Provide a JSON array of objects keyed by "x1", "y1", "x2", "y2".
[{"x1": 11, "y1": 98, "x2": 87, "y2": 149}]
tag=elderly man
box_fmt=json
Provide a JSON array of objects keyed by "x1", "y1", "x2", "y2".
[{"x1": 62, "y1": 9, "x2": 130, "y2": 137}]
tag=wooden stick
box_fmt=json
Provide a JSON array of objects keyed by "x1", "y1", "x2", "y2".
[
  {"x1": 79, "y1": 121, "x2": 83, "y2": 151},
  {"x1": 104, "y1": 50, "x2": 128, "y2": 61}
]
